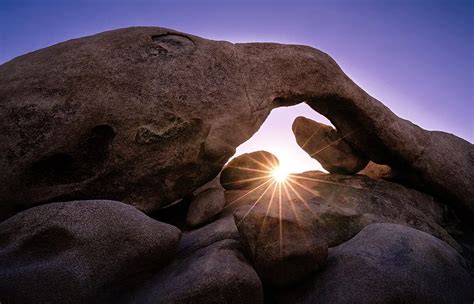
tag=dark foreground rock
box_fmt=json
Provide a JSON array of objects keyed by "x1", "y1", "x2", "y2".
[
  {"x1": 276, "y1": 223, "x2": 474, "y2": 304},
  {"x1": 0, "y1": 200, "x2": 181, "y2": 304},
  {"x1": 186, "y1": 186, "x2": 226, "y2": 228},
  {"x1": 2, "y1": 27, "x2": 472, "y2": 220},
  {"x1": 234, "y1": 204, "x2": 328, "y2": 287},
  {"x1": 220, "y1": 151, "x2": 279, "y2": 190},
  {"x1": 292, "y1": 116, "x2": 368, "y2": 174},
  {"x1": 120, "y1": 219, "x2": 263, "y2": 304}
]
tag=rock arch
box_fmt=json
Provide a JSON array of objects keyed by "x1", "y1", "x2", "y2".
[{"x1": 0, "y1": 27, "x2": 472, "y2": 220}]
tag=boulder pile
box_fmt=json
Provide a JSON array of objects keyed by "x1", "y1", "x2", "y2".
[{"x1": 0, "y1": 27, "x2": 473, "y2": 303}]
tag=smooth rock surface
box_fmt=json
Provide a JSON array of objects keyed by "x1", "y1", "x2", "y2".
[
  {"x1": 186, "y1": 186, "x2": 226, "y2": 228},
  {"x1": 0, "y1": 200, "x2": 181, "y2": 304},
  {"x1": 224, "y1": 171, "x2": 457, "y2": 248},
  {"x1": 179, "y1": 215, "x2": 240, "y2": 256},
  {"x1": 1, "y1": 26, "x2": 472, "y2": 220},
  {"x1": 220, "y1": 150, "x2": 278, "y2": 190},
  {"x1": 121, "y1": 239, "x2": 263, "y2": 304},
  {"x1": 234, "y1": 204, "x2": 328, "y2": 287},
  {"x1": 292, "y1": 116, "x2": 368, "y2": 174},
  {"x1": 276, "y1": 223, "x2": 474, "y2": 304}
]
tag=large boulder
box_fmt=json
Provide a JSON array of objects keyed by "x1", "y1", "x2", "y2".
[
  {"x1": 220, "y1": 151, "x2": 279, "y2": 190},
  {"x1": 234, "y1": 203, "x2": 328, "y2": 287},
  {"x1": 1, "y1": 26, "x2": 472, "y2": 220},
  {"x1": 0, "y1": 200, "x2": 181, "y2": 303},
  {"x1": 292, "y1": 116, "x2": 368, "y2": 174},
  {"x1": 276, "y1": 223, "x2": 474, "y2": 304},
  {"x1": 121, "y1": 237, "x2": 263, "y2": 303},
  {"x1": 224, "y1": 171, "x2": 457, "y2": 248}
]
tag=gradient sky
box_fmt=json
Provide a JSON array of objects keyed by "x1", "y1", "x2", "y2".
[{"x1": 1, "y1": 0, "x2": 472, "y2": 173}]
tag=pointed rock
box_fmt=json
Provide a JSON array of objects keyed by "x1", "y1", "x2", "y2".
[{"x1": 292, "y1": 116, "x2": 369, "y2": 174}]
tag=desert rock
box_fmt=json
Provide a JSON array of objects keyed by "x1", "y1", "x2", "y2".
[
  {"x1": 276, "y1": 223, "x2": 474, "y2": 304},
  {"x1": 220, "y1": 151, "x2": 279, "y2": 190},
  {"x1": 292, "y1": 116, "x2": 368, "y2": 174},
  {"x1": 358, "y1": 160, "x2": 393, "y2": 179},
  {"x1": 234, "y1": 204, "x2": 328, "y2": 287},
  {"x1": 186, "y1": 186, "x2": 226, "y2": 227},
  {"x1": 122, "y1": 239, "x2": 263, "y2": 304},
  {"x1": 0, "y1": 26, "x2": 472, "y2": 219},
  {"x1": 0, "y1": 200, "x2": 181, "y2": 303},
  {"x1": 224, "y1": 171, "x2": 457, "y2": 248}
]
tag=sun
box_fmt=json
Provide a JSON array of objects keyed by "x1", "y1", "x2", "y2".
[{"x1": 271, "y1": 165, "x2": 289, "y2": 183}]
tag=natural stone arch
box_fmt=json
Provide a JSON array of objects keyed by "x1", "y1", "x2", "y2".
[{"x1": 0, "y1": 27, "x2": 472, "y2": 221}]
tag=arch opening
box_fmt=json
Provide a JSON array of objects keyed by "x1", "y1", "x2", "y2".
[{"x1": 231, "y1": 103, "x2": 334, "y2": 175}]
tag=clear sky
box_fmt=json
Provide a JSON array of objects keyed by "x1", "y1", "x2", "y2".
[{"x1": 1, "y1": 0, "x2": 472, "y2": 173}]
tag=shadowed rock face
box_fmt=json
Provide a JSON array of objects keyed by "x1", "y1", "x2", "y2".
[
  {"x1": 220, "y1": 150, "x2": 279, "y2": 190},
  {"x1": 276, "y1": 223, "x2": 474, "y2": 304},
  {"x1": 0, "y1": 26, "x2": 472, "y2": 219},
  {"x1": 0, "y1": 200, "x2": 181, "y2": 303},
  {"x1": 234, "y1": 204, "x2": 328, "y2": 288},
  {"x1": 292, "y1": 116, "x2": 369, "y2": 174}
]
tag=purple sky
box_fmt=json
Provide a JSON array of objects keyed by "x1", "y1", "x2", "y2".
[{"x1": 1, "y1": 0, "x2": 472, "y2": 173}]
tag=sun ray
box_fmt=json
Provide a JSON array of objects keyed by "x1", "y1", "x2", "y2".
[
  {"x1": 300, "y1": 123, "x2": 324, "y2": 150},
  {"x1": 278, "y1": 182, "x2": 283, "y2": 256},
  {"x1": 222, "y1": 165, "x2": 273, "y2": 174},
  {"x1": 225, "y1": 177, "x2": 274, "y2": 207},
  {"x1": 233, "y1": 179, "x2": 276, "y2": 228},
  {"x1": 256, "y1": 180, "x2": 279, "y2": 245},
  {"x1": 283, "y1": 182, "x2": 314, "y2": 249},
  {"x1": 309, "y1": 127, "x2": 361, "y2": 157},
  {"x1": 289, "y1": 174, "x2": 363, "y2": 190},
  {"x1": 286, "y1": 175, "x2": 321, "y2": 196},
  {"x1": 258, "y1": 152, "x2": 280, "y2": 169},
  {"x1": 221, "y1": 174, "x2": 272, "y2": 186},
  {"x1": 245, "y1": 154, "x2": 279, "y2": 172},
  {"x1": 285, "y1": 178, "x2": 318, "y2": 218}
]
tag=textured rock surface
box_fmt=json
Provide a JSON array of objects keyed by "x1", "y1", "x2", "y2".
[
  {"x1": 224, "y1": 171, "x2": 457, "y2": 248},
  {"x1": 292, "y1": 116, "x2": 368, "y2": 174},
  {"x1": 358, "y1": 160, "x2": 393, "y2": 179},
  {"x1": 186, "y1": 186, "x2": 226, "y2": 227},
  {"x1": 276, "y1": 223, "x2": 474, "y2": 304},
  {"x1": 234, "y1": 204, "x2": 328, "y2": 287},
  {"x1": 0, "y1": 26, "x2": 472, "y2": 219},
  {"x1": 220, "y1": 150, "x2": 278, "y2": 190},
  {"x1": 0, "y1": 200, "x2": 181, "y2": 303}
]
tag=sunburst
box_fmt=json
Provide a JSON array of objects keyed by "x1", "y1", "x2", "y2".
[
  {"x1": 271, "y1": 165, "x2": 289, "y2": 183},
  {"x1": 222, "y1": 130, "x2": 363, "y2": 256}
]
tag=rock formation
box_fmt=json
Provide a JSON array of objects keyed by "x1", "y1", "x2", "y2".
[
  {"x1": 0, "y1": 27, "x2": 473, "y2": 303},
  {"x1": 1, "y1": 27, "x2": 472, "y2": 219},
  {"x1": 0, "y1": 200, "x2": 181, "y2": 303},
  {"x1": 276, "y1": 223, "x2": 474, "y2": 304},
  {"x1": 224, "y1": 171, "x2": 459, "y2": 249},
  {"x1": 358, "y1": 160, "x2": 393, "y2": 179},
  {"x1": 234, "y1": 204, "x2": 328, "y2": 287},
  {"x1": 292, "y1": 116, "x2": 368, "y2": 174},
  {"x1": 186, "y1": 186, "x2": 226, "y2": 227},
  {"x1": 220, "y1": 151, "x2": 278, "y2": 190}
]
